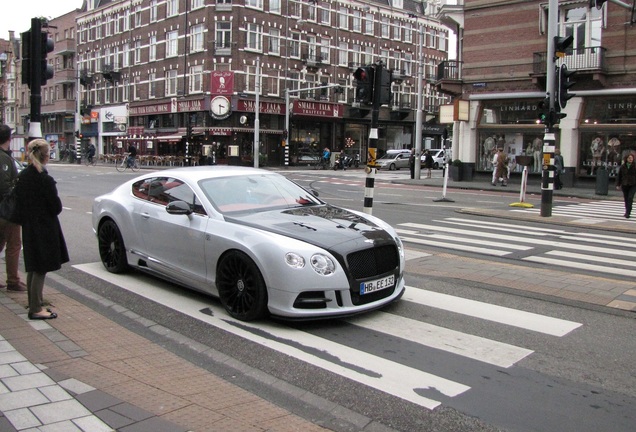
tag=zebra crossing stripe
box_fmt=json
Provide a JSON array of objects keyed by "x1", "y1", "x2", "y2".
[
  {"x1": 348, "y1": 312, "x2": 533, "y2": 368},
  {"x1": 403, "y1": 288, "x2": 582, "y2": 337},
  {"x1": 524, "y1": 254, "x2": 636, "y2": 278}
]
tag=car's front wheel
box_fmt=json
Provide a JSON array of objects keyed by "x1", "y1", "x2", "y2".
[
  {"x1": 98, "y1": 219, "x2": 129, "y2": 273},
  {"x1": 389, "y1": 163, "x2": 396, "y2": 171},
  {"x1": 217, "y1": 251, "x2": 268, "y2": 321}
]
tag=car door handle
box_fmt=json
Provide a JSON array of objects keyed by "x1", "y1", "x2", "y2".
[{"x1": 141, "y1": 212, "x2": 150, "y2": 219}]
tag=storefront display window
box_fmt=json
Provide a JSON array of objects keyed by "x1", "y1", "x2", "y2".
[{"x1": 477, "y1": 130, "x2": 547, "y2": 173}]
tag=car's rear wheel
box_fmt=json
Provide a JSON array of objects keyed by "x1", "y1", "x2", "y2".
[
  {"x1": 217, "y1": 251, "x2": 268, "y2": 321},
  {"x1": 98, "y1": 219, "x2": 129, "y2": 273},
  {"x1": 434, "y1": 162, "x2": 439, "y2": 169}
]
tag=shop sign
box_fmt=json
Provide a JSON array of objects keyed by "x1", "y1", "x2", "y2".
[
  {"x1": 129, "y1": 102, "x2": 171, "y2": 116},
  {"x1": 292, "y1": 101, "x2": 343, "y2": 118},
  {"x1": 175, "y1": 98, "x2": 205, "y2": 112},
  {"x1": 210, "y1": 71, "x2": 234, "y2": 95},
  {"x1": 90, "y1": 111, "x2": 99, "y2": 123},
  {"x1": 440, "y1": 105, "x2": 454, "y2": 123},
  {"x1": 209, "y1": 128, "x2": 232, "y2": 136},
  {"x1": 237, "y1": 100, "x2": 284, "y2": 114}
]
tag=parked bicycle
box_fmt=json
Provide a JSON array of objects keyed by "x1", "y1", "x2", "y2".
[{"x1": 115, "y1": 153, "x2": 140, "y2": 172}]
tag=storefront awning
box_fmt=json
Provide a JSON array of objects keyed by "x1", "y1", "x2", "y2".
[
  {"x1": 233, "y1": 128, "x2": 283, "y2": 134},
  {"x1": 156, "y1": 134, "x2": 183, "y2": 141}
]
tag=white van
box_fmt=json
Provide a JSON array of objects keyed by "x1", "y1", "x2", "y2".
[{"x1": 376, "y1": 149, "x2": 411, "y2": 170}]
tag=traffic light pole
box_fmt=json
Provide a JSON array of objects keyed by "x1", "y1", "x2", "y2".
[
  {"x1": 27, "y1": 18, "x2": 43, "y2": 140},
  {"x1": 363, "y1": 62, "x2": 384, "y2": 215},
  {"x1": 541, "y1": 0, "x2": 559, "y2": 217}
]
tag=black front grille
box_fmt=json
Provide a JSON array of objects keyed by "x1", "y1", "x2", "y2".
[
  {"x1": 347, "y1": 245, "x2": 399, "y2": 279},
  {"x1": 346, "y1": 245, "x2": 400, "y2": 306}
]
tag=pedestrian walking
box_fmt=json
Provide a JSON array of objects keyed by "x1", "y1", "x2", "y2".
[
  {"x1": 0, "y1": 124, "x2": 27, "y2": 292},
  {"x1": 492, "y1": 148, "x2": 509, "y2": 186},
  {"x1": 615, "y1": 153, "x2": 636, "y2": 219},
  {"x1": 15, "y1": 139, "x2": 69, "y2": 319},
  {"x1": 423, "y1": 150, "x2": 434, "y2": 178}
]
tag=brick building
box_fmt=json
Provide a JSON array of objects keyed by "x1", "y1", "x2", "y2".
[
  {"x1": 436, "y1": 0, "x2": 636, "y2": 180},
  {"x1": 73, "y1": 0, "x2": 450, "y2": 166}
]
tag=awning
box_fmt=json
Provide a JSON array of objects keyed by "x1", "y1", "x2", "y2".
[
  {"x1": 233, "y1": 128, "x2": 283, "y2": 134},
  {"x1": 156, "y1": 134, "x2": 183, "y2": 141}
]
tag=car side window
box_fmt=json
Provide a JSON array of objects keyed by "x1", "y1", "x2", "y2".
[
  {"x1": 132, "y1": 179, "x2": 150, "y2": 200},
  {"x1": 149, "y1": 177, "x2": 206, "y2": 215}
]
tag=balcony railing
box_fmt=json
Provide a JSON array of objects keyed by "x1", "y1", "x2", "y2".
[
  {"x1": 533, "y1": 46, "x2": 607, "y2": 74},
  {"x1": 302, "y1": 53, "x2": 326, "y2": 67},
  {"x1": 436, "y1": 60, "x2": 462, "y2": 81}
]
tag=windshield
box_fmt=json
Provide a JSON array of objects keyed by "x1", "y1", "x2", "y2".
[{"x1": 199, "y1": 174, "x2": 323, "y2": 214}]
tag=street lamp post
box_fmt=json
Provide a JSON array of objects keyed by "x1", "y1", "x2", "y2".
[{"x1": 284, "y1": 83, "x2": 341, "y2": 167}]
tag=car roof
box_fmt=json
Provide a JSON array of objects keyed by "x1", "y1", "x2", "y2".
[{"x1": 135, "y1": 166, "x2": 281, "y2": 183}]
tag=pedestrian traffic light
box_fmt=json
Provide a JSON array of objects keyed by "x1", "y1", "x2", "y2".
[
  {"x1": 378, "y1": 67, "x2": 392, "y2": 106},
  {"x1": 557, "y1": 64, "x2": 576, "y2": 110},
  {"x1": 553, "y1": 35, "x2": 573, "y2": 59},
  {"x1": 589, "y1": 0, "x2": 607, "y2": 9},
  {"x1": 353, "y1": 66, "x2": 374, "y2": 105},
  {"x1": 536, "y1": 97, "x2": 550, "y2": 125},
  {"x1": 39, "y1": 31, "x2": 55, "y2": 86},
  {"x1": 20, "y1": 30, "x2": 31, "y2": 87}
]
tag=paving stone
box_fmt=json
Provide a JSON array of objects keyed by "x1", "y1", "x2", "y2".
[
  {"x1": 30, "y1": 399, "x2": 92, "y2": 424},
  {"x1": 4, "y1": 407, "x2": 41, "y2": 429}
]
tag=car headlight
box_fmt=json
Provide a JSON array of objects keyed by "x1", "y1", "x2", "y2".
[
  {"x1": 285, "y1": 252, "x2": 305, "y2": 269},
  {"x1": 395, "y1": 236, "x2": 405, "y2": 260},
  {"x1": 310, "y1": 254, "x2": 335, "y2": 276}
]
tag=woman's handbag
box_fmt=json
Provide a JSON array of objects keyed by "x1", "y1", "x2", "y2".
[{"x1": 0, "y1": 185, "x2": 21, "y2": 225}]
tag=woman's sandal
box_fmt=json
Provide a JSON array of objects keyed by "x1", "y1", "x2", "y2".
[{"x1": 28, "y1": 311, "x2": 58, "y2": 320}]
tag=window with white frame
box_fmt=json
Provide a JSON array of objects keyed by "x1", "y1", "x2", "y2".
[
  {"x1": 381, "y1": 17, "x2": 390, "y2": 38},
  {"x1": 365, "y1": 13, "x2": 374, "y2": 35},
  {"x1": 149, "y1": 35, "x2": 157, "y2": 61},
  {"x1": 190, "y1": 24, "x2": 204, "y2": 52},
  {"x1": 123, "y1": 10, "x2": 130, "y2": 32},
  {"x1": 123, "y1": 78, "x2": 129, "y2": 101},
  {"x1": 134, "y1": 76, "x2": 140, "y2": 100},
  {"x1": 352, "y1": 44, "x2": 361, "y2": 66},
  {"x1": 268, "y1": 28, "x2": 280, "y2": 55},
  {"x1": 105, "y1": 16, "x2": 112, "y2": 37},
  {"x1": 266, "y1": 72, "x2": 279, "y2": 96},
  {"x1": 353, "y1": 11, "x2": 362, "y2": 32},
  {"x1": 245, "y1": 65, "x2": 260, "y2": 92},
  {"x1": 320, "y1": 3, "x2": 330, "y2": 25},
  {"x1": 134, "y1": 40, "x2": 141, "y2": 63},
  {"x1": 404, "y1": 23, "x2": 413, "y2": 43},
  {"x1": 270, "y1": 0, "x2": 280, "y2": 14},
  {"x1": 135, "y1": 6, "x2": 142, "y2": 26},
  {"x1": 364, "y1": 46, "x2": 373, "y2": 64},
  {"x1": 439, "y1": 32, "x2": 447, "y2": 52},
  {"x1": 289, "y1": 32, "x2": 300, "y2": 58},
  {"x1": 427, "y1": 29, "x2": 437, "y2": 48},
  {"x1": 320, "y1": 38, "x2": 330, "y2": 63},
  {"x1": 393, "y1": 21, "x2": 401, "y2": 40},
  {"x1": 339, "y1": 7, "x2": 348, "y2": 29},
  {"x1": 190, "y1": 65, "x2": 203, "y2": 93},
  {"x1": 105, "y1": 82, "x2": 111, "y2": 103},
  {"x1": 338, "y1": 42, "x2": 348, "y2": 66},
  {"x1": 149, "y1": 72, "x2": 156, "y2": 98},
  {"x1": 122, "y1": 43, "x2": 129, "y2": 67},
  {"x1": 246, "y1": 0, "x2": 263, "y2": 10},
  {"x1": 166, "y1": 30, "x2": 178, "y2": 57},
  {"x1": 96, "y1": 19, "x2": 102, "y2": 39},
  {"x1": 216, "y1": 22, "x2": 231, "y2": 49},
  {"x1": 114, "y1": 14, "x2": 120, "y2": 33},
  {"x1": 288, "y1": 72, "x2": 300, "y2": 94},
  {"x1": 307, "y1": 2, "x2": 317, "y2": 21},
  {"x1": 403, "y1": 52, "x2": 412, "y2": 76},
  {"x1": 150, "y1": 0, "x2": 157, "y2": 21},
  {"x1": 306, "y1": 35, "x2": 317, "y2": 59},
  {"x1": 246, "y1": 23, "x2": 262, "y2": 51},
  {"x1": 289, "y1": 1, "x2": 301, "y2": 18},
  {"x1": 167, "y1": 0, "x2": 179, "y2": 17},
  {"x1": 217, "y1": 0, "x2": 232, "y2": 5},
  {"x1": 165, "y1": 70, "x2": 178, "y2": 95},
  {"x1": 559, "y1": 4, "x2": 602, "y2": 53},
  {"x1": 192, "y1": 0, "x2": 204, "y2": 9}
]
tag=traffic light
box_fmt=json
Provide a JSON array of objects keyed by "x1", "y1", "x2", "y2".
[
  {"x1": 589, "y1": 0, "x2": 607, "y2": 9},
  {"x1": 557, "y1": 64, "x2": 576, "y2": 110},
  {"x1": 40, "y1": 31, "x2": 55, "y2": 86},
  {"x1": 378, "y1": 67, "x2": 392, "y2": 105},
  {"x1": 353, "y1": 66, "x2": 374, "y2": 105},
  {"x1": 20, "y1": 30, "x2": 31, "y2": 87},
  {"x1": 553, "y1": 35, "x2": 573, "y2": 59},
  {"x1": 536, "y1": 97, "x2": 550, "y2": 125}
]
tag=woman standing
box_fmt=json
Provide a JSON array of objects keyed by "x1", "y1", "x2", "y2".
[
  {"x1": 15, "y1": 139, "x2": 69, "y2": 319},
  {"x1": 615, "y1": 153, "x2": 636, "y2": 219}
]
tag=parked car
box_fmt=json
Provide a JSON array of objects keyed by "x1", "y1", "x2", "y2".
[
  {"x1": 376, "y1": 149, "x2": 411, "y2": 170},
  {"x1": 421, "y1": 149, "x2": 448, "y2": 169},
  {"x1": 92, "y1": 166, "x2": 406, "y2": 321}
]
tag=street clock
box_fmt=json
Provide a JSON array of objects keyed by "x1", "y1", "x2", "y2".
[{"x1": 210, "y1": 96, "x2": 231, "y2": 120}]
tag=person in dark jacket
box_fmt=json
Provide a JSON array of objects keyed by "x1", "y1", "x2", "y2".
[
  {"x1": 15, "y1": 139, "x2": 69, "y2": 320},
  {"x1": 423, "y1": 150, "x2": 434, "y2": 179},
  {"x1": 615, "y1": 153, "x2": 636, "y2": 218}
]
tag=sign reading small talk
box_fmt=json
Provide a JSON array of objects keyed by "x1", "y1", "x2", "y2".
[{"x1": 210, "y1": 96, "x2": 231, "y2": 120}]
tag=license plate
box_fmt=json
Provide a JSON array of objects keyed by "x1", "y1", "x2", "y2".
[{"x1": 360, "y1": 274, "x2": 395, "y2": 295}]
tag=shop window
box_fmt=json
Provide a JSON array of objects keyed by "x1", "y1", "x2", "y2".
[
  {"x1": 579, "y1": 132, "x2": 634, "y2": 178},
  {"x1": 478, "y1": 131, "x2": 547, "y2": 173}
]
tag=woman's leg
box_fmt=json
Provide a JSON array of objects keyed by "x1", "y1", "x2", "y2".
[
  {"x1": 27, "y1": 272, "x2": 47, "y2": 315},
  {"x1": 626, "y1": 185, "x2": 636, "y2": 217}
]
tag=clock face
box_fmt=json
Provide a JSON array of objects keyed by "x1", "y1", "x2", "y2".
[{"x1": 211, "y1": 96, "x2": 231, "y2": 119}]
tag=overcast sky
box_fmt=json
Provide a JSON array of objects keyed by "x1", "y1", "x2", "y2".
[{"x1": 0, "y1": 1, "x2": 83, "y2": 38}]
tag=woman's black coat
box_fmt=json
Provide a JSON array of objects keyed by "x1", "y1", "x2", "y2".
[{"x1": 15, "y1": 165, "x2": 69, "y2": 273}]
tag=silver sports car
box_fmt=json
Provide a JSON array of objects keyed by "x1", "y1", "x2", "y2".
[{"x1": 92, "y1": 166, "x2": 405, "y2": 321}]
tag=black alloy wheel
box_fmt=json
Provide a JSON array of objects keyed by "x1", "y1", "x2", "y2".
[
  {"x1": 98, "y1": 220, "x2": 129, "y2": 273},
  {"x1": 217, "y1": 251, "x2": 268, "y2": 321}
]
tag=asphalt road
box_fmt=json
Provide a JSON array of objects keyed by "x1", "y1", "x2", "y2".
[{"x1": 46, "y1": 163, "x2": 636, "y2": 432}]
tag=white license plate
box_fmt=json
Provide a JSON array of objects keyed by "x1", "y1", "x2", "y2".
[{"x1": 360, "y1": 274, "x2": 395, "y2": 295}]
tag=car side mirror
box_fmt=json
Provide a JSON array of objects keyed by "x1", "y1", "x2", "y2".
[{"x1": 166, "y1": 200, "x2": 192, "y2": 215}]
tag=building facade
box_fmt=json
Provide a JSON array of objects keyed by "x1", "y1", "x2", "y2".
[
  {"x1": 73, "y1": 0, "x2": 450, "y2": 166},
  {"x1": 436, "y1": 0, "x2": 636, "y2": 180},
  {"x1": 0, "y1": 33, "x2": 22, "y2": 155}
]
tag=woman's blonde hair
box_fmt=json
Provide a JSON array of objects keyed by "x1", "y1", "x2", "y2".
[{"x1": 27, "y1": 139, "x2": 50, "y2": 173}]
